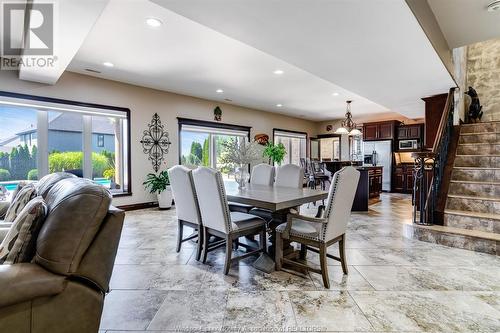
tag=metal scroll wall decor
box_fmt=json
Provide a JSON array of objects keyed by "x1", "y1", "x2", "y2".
[{"x1": 140, "y1": 113, "x2": 172, "y2": 172}]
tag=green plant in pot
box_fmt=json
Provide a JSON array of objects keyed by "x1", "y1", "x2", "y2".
[
  {"x1": 263, "y1": 141, "x2": 286, "y2": 165},
  {"x1": 143, "y1": 170, "x2": 172, "y2": 209}
]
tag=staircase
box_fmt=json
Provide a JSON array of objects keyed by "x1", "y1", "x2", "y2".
[{"x1": 441, "y1": 120, "x2": 500, "y2": 254}]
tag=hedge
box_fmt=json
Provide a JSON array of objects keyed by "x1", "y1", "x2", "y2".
[
  {"x1": 48, "y1": 152, "x2": 110, "y2": 178},
  {"x1": 27, "y1": 169, "x2": 38, "y2": 181},
  {"x1": 0, "y1": 169, "x2": 10, "y2": 181}
]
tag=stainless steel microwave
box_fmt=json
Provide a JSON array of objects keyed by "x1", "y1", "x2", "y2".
[{"x1": 399, "y1": 139, "x2": 419, "y2": 150}]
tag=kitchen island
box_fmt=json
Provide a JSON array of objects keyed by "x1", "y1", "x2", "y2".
[{"x1": 352, "y1": 166, "x2": 383, "y2": 212}]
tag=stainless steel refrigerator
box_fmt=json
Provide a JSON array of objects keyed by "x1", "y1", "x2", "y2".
[{"x1": 363, "y1": 140, "x2": 392, "y2": 191}]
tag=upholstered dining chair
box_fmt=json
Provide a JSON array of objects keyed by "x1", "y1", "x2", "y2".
[
  {"x1": 275, "y1": 164, "x2": 304, "y2": 188},
  {"x1": 167, "y1": 165, "x2": 203, "y2": 261},
  {"x1": 250, "y1": 164, "x2": 304, "y2": 222},
  {"x1": 228, "y1": 163, "x2": 275, "y2": 213},
  {"x1": 192, "y1": 167, "x2": 267, "y2": 274},
  {"x1": 275, "y1": 166, "x2": 360, "y2": 289}
]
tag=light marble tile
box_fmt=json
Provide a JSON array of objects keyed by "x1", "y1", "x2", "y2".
[
  {"x1": 223, "y1": 291, "x2": 296, "y2": 331},
  {"x1": 309, "y1": 266, "x2": 375, "y2": 291},
  {"x1": 356, "y1": 265, "x2": 500, "y2": 291},
  {"x1": 100, "y1": 290, "x2": 168, "y2": 330},
  {"x1": 351, "y1": 291, "x2": 500, "y2": 332},
  {"x1": 204, "y1": 265, "x2": 316, "y2": 292},
  {"x1": 147, "y1": 290, "x2": 227, "y2": 331},
  {"x1": 288, "y1": 290, "x2": 373, "y2": 332}
]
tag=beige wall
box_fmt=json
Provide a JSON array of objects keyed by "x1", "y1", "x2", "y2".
[
  {"x1": 0, "y1": 71, "x2": 317, "y2": 206},
  {"x1": 467, "y1": 38, "x2": 500, "y2": 121}
]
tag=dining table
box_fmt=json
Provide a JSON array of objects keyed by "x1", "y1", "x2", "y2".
[{"x1": 224, "y1": 180, "x2": 328, "y2": 262}]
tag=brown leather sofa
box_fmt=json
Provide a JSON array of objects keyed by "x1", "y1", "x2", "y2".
[{"x1": 0, "y1": 176, "x2": 125, "y2": 333}]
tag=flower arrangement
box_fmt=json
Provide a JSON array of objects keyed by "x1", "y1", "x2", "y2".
[{"x1": 219, "y1": 138, "x2": 264, "y2": 166}]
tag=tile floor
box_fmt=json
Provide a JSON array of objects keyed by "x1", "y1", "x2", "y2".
[{"x1": 100, "y1": 193, "x2": 500, "y2": 332}]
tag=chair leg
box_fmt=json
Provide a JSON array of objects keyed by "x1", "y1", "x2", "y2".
[
  {"x1": 202, "y1": 227, "x2": 210, "y2": 264},
  {"x1": 195, "y1": 226, "x2": 203, "y2": 261},
  {"x1": 176, "y1": 219, "x2": 183, "y2": 253},
  {"x1": 339, "y1": 234, "x2": 348, "y2": 274},
  {"x1": 260, "y1": 228, "x2": 267, "y2": 253},
  {"x1": 299, "y1": 243, "x2": 307, "y2": 260},
  {"x1": 275, "y1": 232, "x2": 283, "y2": 270},
  {"x1": 319, "y1": 243, "x2": 330, "y2": 289},
  {"x1": 223, "y1": 235, "x2": 233, "y2": 275}
]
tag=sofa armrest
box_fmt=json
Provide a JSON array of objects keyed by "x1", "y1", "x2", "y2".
[
  {"x1": 0, "y1": 263, "x2": 66, "y2": 307},
  {"x1": 0, "y1": 201, "x2": 9, "y2": 220}
]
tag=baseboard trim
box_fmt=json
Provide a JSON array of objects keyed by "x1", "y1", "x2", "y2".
[{"x1": 117, "y1": 201, "x2": 159, "y2": 211}]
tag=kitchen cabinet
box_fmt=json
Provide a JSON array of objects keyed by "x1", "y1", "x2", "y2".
[
  {"x1": 363, "y1": 121, "x2": 400, "y2": 141},
  {"x1": 397, "y1": 124, "x2": 423, "y2": 140},
  {"x1": 367, "y1": 167, "x2": 383, "y2": 198},
  {"x1": 393, "y1": 164, "x2": 426, "y2": 193},
  {"x1": 423, "y1": 93, "x2": 448, "y2": 149},
  {"x1": 363, "y1": 124, "x2": 378, "y2": 140}
]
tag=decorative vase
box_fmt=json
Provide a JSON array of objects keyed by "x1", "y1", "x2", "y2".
[
  {"x1": 157, "y1": 186, "x2": 172, "y2": 209},
  {"x1": 235, "y1": 166, "x2": 250, "y2": 189}
]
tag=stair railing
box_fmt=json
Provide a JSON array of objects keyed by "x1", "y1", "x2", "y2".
[{"x1": 412, "y1": 88, "x2": 455, "y2": 225}]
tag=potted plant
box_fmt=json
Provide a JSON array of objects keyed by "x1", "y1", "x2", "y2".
[
  {"x1": 143, "y1": 170, "x2": 172, "y2": 209},
  {"x1": 263, "y1": 141, "x2": 286, "y2": 165}
]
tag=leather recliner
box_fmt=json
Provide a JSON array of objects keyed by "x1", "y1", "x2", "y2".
[{"x1": 0, "y1": 176, "x2": 125, "y2": 333}]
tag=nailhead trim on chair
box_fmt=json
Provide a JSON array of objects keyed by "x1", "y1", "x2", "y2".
[
  {"x1": 320, "y1": 167, "x2": 343, "y2": 241},
  {"x1": 215, "y1": 171, "x2": 233, "y2": 232}
]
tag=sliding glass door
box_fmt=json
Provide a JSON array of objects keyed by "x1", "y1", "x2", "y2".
[
  {"x1": 179, "y1": 123, "x2": 249, "y2": 179},
  {"x1": 273, "y1": 129, "x2": 307, "y2": 165}
]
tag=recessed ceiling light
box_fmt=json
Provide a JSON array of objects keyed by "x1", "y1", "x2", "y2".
[
  {"x1": 273, "y1": 69, "x2": 284, "y2": 75},
  {"x1": 332, "y1": 92, "x2": 340, "y2": 96},
  {"x1": 103, "y1": 62, "x2": 114, "y2": 68},
  {"x1": 216, "y1": 89, "x2": 224, "y2": 93},
  {"x1": 146, "y1": 17, "x2": 163, "y2": 27},
  {"x1": 276, "y1": 104, "x2": 283, "y2": 107},
  {"x1": 488, "y1": 0, "x2": 500, "y2": 11}
]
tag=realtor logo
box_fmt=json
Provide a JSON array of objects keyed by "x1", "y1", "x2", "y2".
[{"x1": 1, "y1": 1, "x2": 56, "y2": 69}]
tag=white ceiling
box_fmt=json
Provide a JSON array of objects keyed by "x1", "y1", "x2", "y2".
[
  {"x1": 150, "y1": 0, "x2": 455, "y2": 119},
  {"x1": 33, "y1": 0, "x2": 453, "y2": 121},
  {"x1": 428, "y1": 0, "x2": 500, "y2": 48},
  {"x1": 67, "y1": 0, "x2": 388, "y2": 121}
]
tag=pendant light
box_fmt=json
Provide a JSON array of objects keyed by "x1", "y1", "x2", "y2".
[{"x1": 335, "y1": 100, "x2": 361, "y2": 136}]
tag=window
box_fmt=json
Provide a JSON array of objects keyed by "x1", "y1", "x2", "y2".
[
  {"x1": 178, "y1": 118, "x2": 250, "y2": 180},
  {"x1": 97, "y1": 134, "x2": 105, "y2": 147},
  {"x1": 319, "y1": 136, "x2": 340, "y2": 161},
  {"x1": 273, "y1": 129, "x2": 307, "y2": 165},
  {"x1": 0, "y1": 92, "x2": 131, "y2": 196}
]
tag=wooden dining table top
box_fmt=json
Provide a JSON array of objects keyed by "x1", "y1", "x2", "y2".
[{"x1": 224, "y1": 181, "x2": 328, "y2": 212}]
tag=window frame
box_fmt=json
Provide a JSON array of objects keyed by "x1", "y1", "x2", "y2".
[
  {"x1": 0, "y1": 91, "x2": 132, "y2": 197},
  {"x1": 273, "y1": 128, "x2": 308, "y2": 165},
  {"x1": 177, "y1": 117, "x2": 251, "y2": 172}
]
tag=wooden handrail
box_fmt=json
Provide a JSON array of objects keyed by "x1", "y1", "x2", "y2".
[
  {"x1": 432, "y1": 88, "x2": 455, "y2": 153},
  {"x1": 412, "y1": 87, "x2": 455, "y2": 225}
]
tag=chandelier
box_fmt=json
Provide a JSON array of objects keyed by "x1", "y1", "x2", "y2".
[{"x1": 335, "y1": 100, "x2": 362, "y2": 136}]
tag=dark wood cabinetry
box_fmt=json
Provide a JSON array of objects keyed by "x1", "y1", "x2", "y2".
[
  {"x1": 367, "y1": 167, "x2": 383, "y2": 198},
  {"x1": 363, "y1": 121, "x2": 400, "y2": 141},
  {"x1": 397, "y1": 124, "x2": 422, "y2": 140},
  {"x1": 423, "y1": 93, "x2": 448, "y2": 149},
  {"x1": 394, "y1": 165, "x2": 415, "y2": 193}
]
